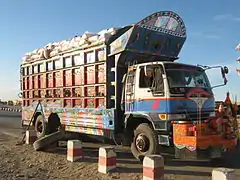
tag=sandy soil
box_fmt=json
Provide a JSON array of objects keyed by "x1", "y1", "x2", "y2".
[
  {"x1": 1, "y1": 132, "x2": 240, "y2": 180},
  {"x1": 0, "y1": 133, "x2": 152, "y2": 180}
]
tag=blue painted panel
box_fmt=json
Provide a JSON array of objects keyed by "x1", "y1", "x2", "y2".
[
  {"x1": 126, "y1": 98, "x2": 215, "y2": 114},
  {"x1": 109, "y1": 11, "x2": 187, "y2": 61}
]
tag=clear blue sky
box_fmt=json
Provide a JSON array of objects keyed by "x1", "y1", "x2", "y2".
[{"x1": 1, "y1": 0, "x2": 240, "y2": 101}]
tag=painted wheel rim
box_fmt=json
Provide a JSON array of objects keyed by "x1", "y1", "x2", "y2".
[{"x1": 135, "y1": 133, "x2": 150, "y2": 153}]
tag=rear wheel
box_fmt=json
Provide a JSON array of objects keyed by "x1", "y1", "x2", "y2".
[
  {"x1": 34, "y1": 115, "x2": 47, "y2": 138},
  {"x1": 210, "y1": 158, "x2": 224, "y2": 167},
  {"x1": 131, "y1": 123, "x2": 159, "y2": 161}
]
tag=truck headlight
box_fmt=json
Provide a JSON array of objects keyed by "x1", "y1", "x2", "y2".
[
  {"x1": 158, "y1": 114, "x2": 186, "y2": 120},
  {"x1": 168, "y1": 114, "x2": 186, "y2": 120}
]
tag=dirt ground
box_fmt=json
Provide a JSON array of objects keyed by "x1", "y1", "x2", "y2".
[
  {"x1": 1, "y1": 132, "x2": 240, "y2": 180},
  {"x1": 0, "y1": 133, "x2": 155, "y2": 180}
]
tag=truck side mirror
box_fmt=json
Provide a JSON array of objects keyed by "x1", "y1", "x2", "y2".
[
  {"x1": 221, "y1": 66, "x2": 228, "y2": 75},
  {"x1": 208, "y1": 65, "x2": 229, "y2": 89},
  {"x1": 221, "y1": 67, "x2": 228, "y2": 77},
  {"x1": 221, "y1": 66, "x2": 228, "y2": 85}
]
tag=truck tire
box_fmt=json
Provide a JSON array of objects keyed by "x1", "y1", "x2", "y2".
[
  {"x1": 210, "y1": 157, "x2": 224, "y2": 167},
  {"x1": 131, "y1": 123, "x2": 159, "y2": 161},
  {"x1": 34, "y1": 115, "x2": 47, "y2": 138},
  {"x1": 33, "y1": 131, "x2": 64, "y2": 151}
]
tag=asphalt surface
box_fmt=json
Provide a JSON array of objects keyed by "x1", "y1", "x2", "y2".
[
  {"x1": 1, "y1": 110, "x2": 240, "y2": 179},
  {"x1": 0, "y1": 104, "x2": 21, "y2": 110},
  {"x1": 0, "y1": 110, "x2": 22, "y2": 138}
]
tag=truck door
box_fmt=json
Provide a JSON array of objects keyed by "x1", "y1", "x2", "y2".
[
  {"x1": 125, "y1": 68, "x2": 136, "y2": 112},
  {"x1": 135, "y1": 65, "x2": 165, "y2": 112}
]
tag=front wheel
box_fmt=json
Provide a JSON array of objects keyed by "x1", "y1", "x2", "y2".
[{"x1": 131, "y1": 123, "x2": 159, "y2": 161}]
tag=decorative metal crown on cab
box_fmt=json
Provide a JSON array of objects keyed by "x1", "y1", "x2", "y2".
[{"x1": 136, "y1": 11, "x2": 187, "y2": 38}]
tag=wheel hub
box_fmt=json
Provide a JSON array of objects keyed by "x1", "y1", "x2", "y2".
[{"x1": 135, "y1": 133, "x2": 150, "y2": 152}]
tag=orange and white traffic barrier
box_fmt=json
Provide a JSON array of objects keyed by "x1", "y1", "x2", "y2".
[
  {"x1": 143, "y1": 155, "x2": 164, "y2": 180},
  {"x1": 25, "y1": 130, "x2": 37, "y2": 144},
  {"x1": 98, "y1": 146, "x2": 116, "y2": 174},
  {"x1": 67, "y1": 140, "x2": 84, "y2": 162},
  {"x1": 212, "y1": 168, "x2": 235, "y2": 180}
]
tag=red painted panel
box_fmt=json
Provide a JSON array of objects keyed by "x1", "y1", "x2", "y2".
[
  {"x1": 29, "y1": 76, "x2": 32, "y2": 89},
  {"x1": 85, "y1": 86, "x2": 95, "y2": 97},
  {"x1": 73, "y1": 87, "x2": 83, "y2": 97},
  {"x1": 40, "y1": 90, "x2": 45, "y2": 98},
  {"x1": 47, "y1": 73, "x2": 53, "y2": 88},
  {"x1": 33, "y1": 90, "x2": 39, "y2": 98},
  {"x1": 86, "y1": 66, "x2": 95, "y2": 84},
  {"x1": 55, "y1": 71, "x2": 63, "y2": 87},
  {"x1": 73, "y1": 99, "x2": 83, "y2": 107},
  {"x1": 85, "y1": 98, "x2": 95, "y2": 108},
  {"x1": 97, "y1": 64, "x2": 106, "y2": 83},
  {"x1": 46, "y1": 89, "x2": 53, "y2": 98},
  {"x1": 64, "y1": 99, "x2": 72, "y2": 107},
  {"x1": 97, "y1": 85, "x2": 105, "y2": 96},
  {"x1": 63, "y1": 88, "x2": 71, "y2": 98},
  {"x1": 73, "y1": 67, "x2": 84, "y2": 85},
  {"x1": 97, "y1": 98, "x2": 105, "y2": 108},
  {"x1": 64, "y1": 70, "x2": 72, "y2": 86},
  {"x1": 34, "y1": 76, "x2": 39, "y2": 89},
  {"x1": 29, "y1": 90, "x2": 33, "y2": 98},
  {"x1": 40, "y1": 74, "x2": 46, "y2": 88},
  {"x1": 53, "y1": 89, "x2": 62, "y2": 98}
]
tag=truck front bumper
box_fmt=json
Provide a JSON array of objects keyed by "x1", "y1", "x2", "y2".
[
  {"x1": 173, "y1": 134, "x2": 238, "y2": 160},
  {"x1": 172, "y1": 123, "x2": 238, "y2": 160}
]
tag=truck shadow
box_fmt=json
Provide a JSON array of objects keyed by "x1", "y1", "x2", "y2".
[
  {"x1": 44, "y1": 145, "x2": 214, "y2": 177},
  {"x1": 47, "y1": 143, "x2": 240, "y2": 169}
]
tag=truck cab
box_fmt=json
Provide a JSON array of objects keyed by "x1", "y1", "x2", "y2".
[
  {"x1": 124, "y1": 61, "x2": 214, "y2": 115},
  {"x1": 122, "y1": 61, "x2": 225, "y2": 159}
]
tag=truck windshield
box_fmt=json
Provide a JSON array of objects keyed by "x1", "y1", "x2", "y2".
[{"x1": 165, "y1": 64, "x2": 212, "y2": 93}]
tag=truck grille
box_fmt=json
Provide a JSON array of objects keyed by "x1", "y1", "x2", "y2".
[{"x1": 186, "y1": 111, "x2": 211, "y2": 121}]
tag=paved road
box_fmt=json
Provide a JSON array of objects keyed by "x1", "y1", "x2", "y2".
[
  {"x1": 1, "y1": 110, "x2": 240, "y2": 179},
  {"x1": 0, "y1": 104, "x2": 21, "y2": 109},
  {"x1": 0, "y1": 111, "x2": 22, "y2": 137}
]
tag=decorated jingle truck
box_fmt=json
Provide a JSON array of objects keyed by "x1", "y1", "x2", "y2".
[{"x1": 20, "y1": 11, "x2": 238, "y2": 160}]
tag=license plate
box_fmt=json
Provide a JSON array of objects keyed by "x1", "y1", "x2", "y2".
[{"x1": 211, "y1": 148, "x2": 222, "y2": 158}]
